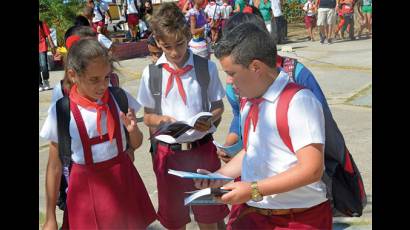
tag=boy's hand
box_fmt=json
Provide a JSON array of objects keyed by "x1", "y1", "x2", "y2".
[
  {"x1": 216, "y1": 148, "x2": 232, "y2": 163},
  {"x1": 220, "y1": 181, "x2": 253, "y2": 205},
  {"x1": 120, "y1": 108, "x2": 139, "y2": 133},
  {"x1": 193, "y1": 169, "x2": 229, "y2": 189},
  {"x1": 194, "y1": 117, "x2": 212, "y2": 132}
]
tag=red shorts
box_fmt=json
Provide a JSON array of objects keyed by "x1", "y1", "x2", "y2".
[
  {"x1": 153, "y1": 139, "x2": 230, "y2": 229},
  {"x1": 227, "y1": 200, "x2": 332, "y2": 230},
  {"x1": 304, "y1": 15, "x2": 317, "y2": 28},
  {"x1": 127, "y1": 13, "x2": 139, "y2": 27},
  {"x1": 92, "y1": 20, "x2": 105, "y2": 31}
]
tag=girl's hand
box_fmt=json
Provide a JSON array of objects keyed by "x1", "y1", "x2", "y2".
[
  {"x1": 120, "y1": 108, "x2": 139, "y2": 133},
  {"x1": 42, "y1": 219, "x2": 58, "y2": 230},
  {"x1": 220, "y1": 181, "x2": 253, "y2": 205},
  {"x1": 193, "y1": 169, "x2": 229, "y2": 189}
]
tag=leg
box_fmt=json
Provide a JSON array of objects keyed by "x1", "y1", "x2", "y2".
[
  {"x1": 39, "y1": 52, "x2": 50, "y2": 89},
  {"x1": 366, "y1": 13, "x2": 372, "y2": 35},
  {"x1": 197, "y1": 222, "x2": 217, "y2": 230}
]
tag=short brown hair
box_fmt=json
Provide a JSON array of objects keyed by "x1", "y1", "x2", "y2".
[{"x1": 149, "y1": 3, "x2": 191, "y2": 42}]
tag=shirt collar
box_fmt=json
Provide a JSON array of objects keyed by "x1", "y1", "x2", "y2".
[
  {"x1": 262, "y1": 70, "x2": 290, "y2": 103},
  {"x1": 155, "y1": 49, "x2": 194, "y2": 69}
]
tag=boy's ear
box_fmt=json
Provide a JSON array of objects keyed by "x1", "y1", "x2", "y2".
[
  {"x1": 249, "y1": 59, "x2": 263, "y2": 74},
  {"x1": 66, "y1": 69, "x2": 77, "y2": 83}
]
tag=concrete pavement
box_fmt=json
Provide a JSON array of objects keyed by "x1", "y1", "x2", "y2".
[{"x1": 39, "y1": 37, "x2": 372, "y2": 229}]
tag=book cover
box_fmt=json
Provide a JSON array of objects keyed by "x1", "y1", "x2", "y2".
[
  {"x1": 168, "y1": 169, "x2": 234, "y2": 181},
  {"x1": 152, "y1": 112, "x2": 216, "y2": 144},
  {"x1": 184, "y1": 188, "x2": 230, "y2": 206},
  {"x1": 212, "y1": 139, "x2": 243, "y2": 157}
]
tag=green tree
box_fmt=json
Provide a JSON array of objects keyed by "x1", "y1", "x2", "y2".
[
  {"x1": 39, "y1": 0, "x2": 86, "y2": 46},
  {"x1": 283, "y1": 0, "x2": 305, "y2": 23}
]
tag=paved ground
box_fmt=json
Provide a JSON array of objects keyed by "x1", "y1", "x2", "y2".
[{"x1": 39, "y1": 35, "x2": 372, "y2": 229}]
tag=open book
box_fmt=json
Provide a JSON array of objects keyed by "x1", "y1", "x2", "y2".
[
  {"x1": 213, "y1": 139, "x2": 243, "y2": 157},
  {"x1": 152, "y1": 112, "x2": 216, "y2": 144},
  {"x1": 168, "y1": 169, "x2": 234, "y2": 181},
  {"x1": 184, "y1": 188, "x2": 230, "y2": 206}
]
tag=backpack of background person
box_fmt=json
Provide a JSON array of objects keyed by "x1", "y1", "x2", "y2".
[
  {"x1": 55, "y1": 86, "x2": 130, "y2": 211},
  {"x1": 275, "y1": 82, "x2": 367, "y2": 217}
]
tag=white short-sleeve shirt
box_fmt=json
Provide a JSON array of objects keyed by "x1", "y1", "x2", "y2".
[
  {"x1": 40, "y1": 90, "x2": 141, "y2": 165},
  {"x1": 137, "y1": 50, "x2": 225, "y2": 122},
  {"x1": 241, "y1": 71, "x2": 327, "y2": 209},
  {"x1": 271, "y1": 0, "x2": 283, "y2": 17},
  {"x1": 126, "y1": 0, "x2": 140, "y2": 14},
  {"x1": 220, "y1": 3, "x2": 233, "y2": 20},
  {"x1": 93, "y1": 1, "x2": 110, "y2": 22},
  {"x1": 204, "y1": 3, "x2": 221, "y2": 20}
]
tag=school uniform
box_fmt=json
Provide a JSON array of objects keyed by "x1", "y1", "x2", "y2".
[
  {"x1": 227, "y1": 71, "x2": 332, "y2": 230},
  {"x1": 126, "y1": 0, "x2": 141, "y2": 27},
  {"x1": 40, "y1": 87, "x2": 156, "y2": 229},
  {"x1": 92, "y1": 1, "x2": 109, "y2": 31},
  {"x1": 137, "y1": 50, "x2": 229, "y2": 229}
]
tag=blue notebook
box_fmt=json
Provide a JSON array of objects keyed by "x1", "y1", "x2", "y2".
[{"x1": 168, "y1": 169, "x2": 233, "y2": 181}]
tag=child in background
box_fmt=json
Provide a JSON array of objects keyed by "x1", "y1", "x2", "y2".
[
  {"x1": 303, "y1": 0, "x2": 317, "y2": 41},
  {"x1": 147, "y1": 34, "x2": 163, "y2": 64},
  {"x1": 220, "y1": 0, "x2": 233, "y2": 29},
  {"x1": 204, "y1": 0, "x2": 222, "y2": 47},
  {"x1": 137, "y1": 3, "x2": 228, "y2": 229},
  {"x1": 187, "y1": 0, "x2": 212, "y2": 59},
  {"x1": 41, "y1": 39, "x2": 156, "y2": 230}
]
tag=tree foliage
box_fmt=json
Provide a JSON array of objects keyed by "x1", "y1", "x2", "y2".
[{"x1": 39, "y1": 0, "x2": 85, "y2": 46}]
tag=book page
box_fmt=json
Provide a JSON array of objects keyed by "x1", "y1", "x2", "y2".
[{"x1": 168, "y1": 169, "x2": 233, "y2": 180}]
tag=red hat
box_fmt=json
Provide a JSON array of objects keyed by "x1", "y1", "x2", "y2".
[{"x1": 66, "y1": 35, "x2": 81, "y2": 50}]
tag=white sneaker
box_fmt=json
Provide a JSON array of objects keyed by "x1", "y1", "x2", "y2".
[
  {"x1": 43, "y1": 80, "x2": 50, "y2": 90},
  {"x1": 39, "y1": 86, "x2": 44, "y2": 92}
]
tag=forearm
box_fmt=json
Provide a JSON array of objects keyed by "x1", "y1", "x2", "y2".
[
  {"x1": 47, "y1": 36, "x2": 55, "y2": 48},
  {"x1": 45, "y1": 143, "x2": 62, "y2": 223},
  {"x1": 257, "y1": 162, "x2": 324, "y2": 197},
  {"x1": 216, "y1": 149, "x2": 245, "y2": 178},
  {"x1": 128, "y1": 127, "x2": 143, "y2": 149},
  {"x1": 191, "y1": 26, "x2": 205, "y2": 36}
]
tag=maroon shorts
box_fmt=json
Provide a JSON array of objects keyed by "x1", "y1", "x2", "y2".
[
  {"x1": 92, "y1": 20, "x2": 105, "y2": 31},
  {"x1": 227, "y1": 200, "x2": 332, "y2": 230},
  {"x1": 153, "y1": 139, "x2": 230, "y2": 229},
  {"x1": 127, "y1": 13, "x2": 139, "y2": 27},
  {"x1": 304, "y1": 15, "x2": 317, "y2": 28}
]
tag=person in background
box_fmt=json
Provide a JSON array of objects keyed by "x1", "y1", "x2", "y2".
[
  {"x1": 303, "y1": 0, "x2": 317, "y2": 41},
  {"x1": 147, "y1": 34, "x2": 163, "y2": 64},
  {"x1": 252, "y1": 0, "x2": 273, "y2": 33},
  {"x1": 39, "y1": 19, "x2": 56, "y2": 92}
]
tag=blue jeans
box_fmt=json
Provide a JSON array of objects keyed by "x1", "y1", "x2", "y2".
[{"x1": 39, "y1": 52, "x2": 49, "y2": 86}]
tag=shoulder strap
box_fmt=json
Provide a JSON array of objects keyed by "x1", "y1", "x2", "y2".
[
  {"x1": 149, "y1": 64, "x2": 163, "y2": 115},
  {"x1": 276, "y1": 82, "x2": 304, "y2": 154},
  {"x1": 109, "y1": 86, "x2": 130, "y2": 147},
  {"x1": 56, "y1": 96, "x2": 72, "y2": 168},
  {"x1": 193, "y1": 54, "x2": 210, "y2": 112}
]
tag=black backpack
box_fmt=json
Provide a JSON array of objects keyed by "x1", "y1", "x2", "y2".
[{"x1": 55, "y1": 86, "x2": 130, "y2": 210}]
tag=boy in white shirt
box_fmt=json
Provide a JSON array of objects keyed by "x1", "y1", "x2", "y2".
[
  {"x1": 137, "y1": 3, "x2": 229, "y2": 229},
  {"x1": 194, "y1": 22, "x2": 332, "y2": 229}
]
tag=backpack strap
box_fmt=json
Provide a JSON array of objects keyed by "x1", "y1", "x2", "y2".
[
  {"x1": 193, "y1": 54, "x2": 210, "y2": 112},
  {"x1": 109, "y1": 86, "x2": 130, "y2": 147},
  {"x1": 276, "y1": 82, "x2": 304, "y2": 154},
  {"x1": 56, "y1": 96, "x2": 72, "y2": 168},
  {"x1": 149, "y1": 64, "x2": 163, "y2": 115}
]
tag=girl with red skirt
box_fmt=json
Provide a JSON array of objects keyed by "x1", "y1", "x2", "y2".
[{"x1": 40, "y1": 39, "x2": 156, "y2": 230}]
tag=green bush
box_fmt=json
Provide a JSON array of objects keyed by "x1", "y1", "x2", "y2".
[
  {"x1": 283, "y1": 0, "x2": 305, "y2": 24},
  {"x1": 39, "y1": 0, "x2": 85, "y2": 46}
]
